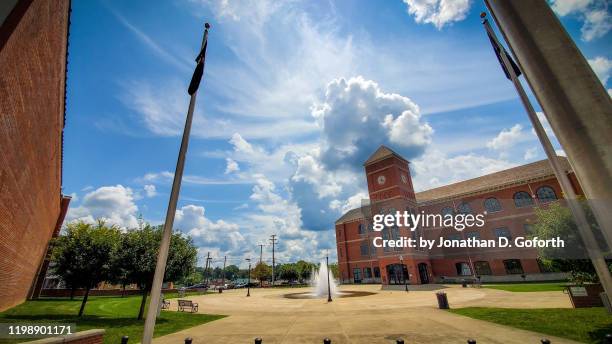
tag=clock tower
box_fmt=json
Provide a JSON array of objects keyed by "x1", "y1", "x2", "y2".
[{"x1": 363, "y1": 145, "x2": 416, "y2": 207}]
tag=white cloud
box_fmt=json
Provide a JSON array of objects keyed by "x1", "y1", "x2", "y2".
[
  {"x1": 524, "y1": 147, "x2": 539, "y2": 160},
  {"x1": 314, "y1": 76, "x2": 433, "y2": 169},
  {"x1": 66, "y1": 185, "x2": 139, "y2": 228},
  {"x1": 411, "y1": 149, "x2": 516, "y2": 191},
  {"x1": 137, "y1": 170, "x2": 251, "y2": 185},
  {"x1": 486, "y1": 124, "x2": 526, "y2": 151},
  {"x1": 144, "y1": 184, "x2": 157, "y2": 197},
  {"x1": 588, "y1": 56, "x2": 611, "y2": 85},
  {"x1": 550, "y1": 0, "x2": 611, "y2": 41},
  {"x1": 402, "y1": 0, "x2": 471, "y2": 29},
  {"x1": 224, "y1": 158, "x2": 240, "y2": 174}
]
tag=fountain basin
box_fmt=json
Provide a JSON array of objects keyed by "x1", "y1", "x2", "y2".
[{"x1": 283, "y1": 290, "x2": 376, "y2": 299}]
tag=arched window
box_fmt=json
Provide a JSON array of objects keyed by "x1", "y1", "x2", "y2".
[
  {"x1": 474, "y1": 261, "x2": 492, "y2": 275},
  {"x1": 358, "y1": 223, "x2": 366, "y2": 234},
  {"x1": 503, "y1": 259, "x2": 524, "y2": 274},
  {"x1": 536, "y1": 186, "x2": 557, "y2": 203},
  {"x1": 514, "y1": 191, "x2": 534, "y2": 208},
  {"x1": 455, "y1": 262, "x2": 472, "y2": 276},
  {"x1": 457, "y1": 202, "x2": 472, "y2": 214},
  {"x1": 441, "y1": 206, "x2": 454, "y2": 217},
  {"x1": 484, "y1": 197, "x2": 502, "y2": 213}
]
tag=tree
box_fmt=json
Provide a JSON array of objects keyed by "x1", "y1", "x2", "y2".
[
  {"x1": 278, "y1": 263, "x2": 298, "y2": 282},
  {"x1": 116, "y1": 225, "x2": 197, "y2": 319},
  {"x1": 51, "y1": 221, "x2": 120, "y2": 316},
  {"x1": 224, "y1": 265, "x2": 240, "y2": 280},
  {"x1": 252, "y1": 262, "x2": 272, "y2": 286},
  {"x1": 532, "y1": 201, "x2": 609, "y2": 284},
  {"x1": 328, "y1": 262, "x2": 339, "y2": 279},
  {"x1": 295, "y1": 260, "x2": 316, "y2": 282}
]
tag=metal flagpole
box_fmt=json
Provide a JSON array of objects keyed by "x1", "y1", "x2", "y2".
[
  {"x1": 142, "y1": 23, "x2": 211, "y2": 344},
  {"x1": 482, "y1": 13, "x2": 612, "y2": 306}
]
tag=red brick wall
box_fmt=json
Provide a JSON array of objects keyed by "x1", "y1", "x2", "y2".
[{"x1": 0, "y1": 0, "x2": 70, "y2": 311}]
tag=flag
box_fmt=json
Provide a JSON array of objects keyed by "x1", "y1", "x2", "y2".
[
  {"x1": 188, "y1": 41, "x2": 207, "y2": 95},
  {"x1": 486, "y1": 30, "x2": 521, "y2": 80}
]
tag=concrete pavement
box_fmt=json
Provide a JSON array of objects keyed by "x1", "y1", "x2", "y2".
[{"x1": 154, "y1": 284, "x2": 577, "y2": 344}]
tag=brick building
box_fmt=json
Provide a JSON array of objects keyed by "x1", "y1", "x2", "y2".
[
  {"x1": 0, "y1": 0, "x2": 71, "y2": 310},
  {"x1": 336, "y1": 146, "x2": 579, "y2": 285}
]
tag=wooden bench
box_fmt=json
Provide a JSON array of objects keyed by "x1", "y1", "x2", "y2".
[
  {"x1": 161, "y1": 298, "x2": 170, "y2": 309},
  {"x1": 177, "y1": 299, "x2": 198, "y2": 313}
]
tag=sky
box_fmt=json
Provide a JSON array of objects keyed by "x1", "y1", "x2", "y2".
[{"x1": 63, "y1": 0, "x2": 611, "y2": 268}]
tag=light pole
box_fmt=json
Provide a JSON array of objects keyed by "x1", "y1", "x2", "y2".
[
  {"x1": 246, "y1": 258, "x2": 251, "y2": 297},
  {"x1": 326, "y1": 254, "x2": 332, "y2": 302},
  {"x1": 399, "y1": 255, "x2": 408, "y2": 292}
]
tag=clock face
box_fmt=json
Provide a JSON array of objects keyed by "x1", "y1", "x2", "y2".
[
  {"x1": 401, "y1": 174, "x2": 408, "y2": 184},
  {"x1": 377, "y1": 175, "x2": 386, "y2": 185}
]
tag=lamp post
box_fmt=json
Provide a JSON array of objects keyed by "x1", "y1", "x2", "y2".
[
  {"x1": 326, "y1": 254, "x2": 332, "y2": 302},
  {"x1": 246, "y1": 258, "x2": 251, "y2": 297},
  {"x1": 399, "y1": 255, "x2": 408, "y2": 292}
]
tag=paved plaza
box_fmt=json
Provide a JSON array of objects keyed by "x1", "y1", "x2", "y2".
[{"x1": 154, "y1": 284, "x2": 577, "y2": 344}]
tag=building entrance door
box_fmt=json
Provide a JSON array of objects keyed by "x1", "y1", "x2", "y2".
[
  {"x1": 386, "y1": 264, "x2": 408, "y2": 285},
  {"x1": 418, "y1": 263, "x2": 429, "y2": 284}
]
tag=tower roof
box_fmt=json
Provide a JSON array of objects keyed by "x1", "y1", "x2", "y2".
[{"x1": 363, "y1": 145, "x2": 408, "y2": 166}]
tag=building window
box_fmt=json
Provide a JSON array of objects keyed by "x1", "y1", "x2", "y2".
[
  {"x1": 370, "y1": 243, "x2": 377, "y2": 256},
  {"x1": 447, "y1": 233, "x2": 461, "y2": 241},
  {"x1": 523, "y1": 223, "x2": 534, "y2": 235},
  {"x1": 353, "y1": 268, "x2": 362, "y2": 281},
  {"x1": 358, "y1": 223, "x2": 366, "y2": 234},
  {"x1": 360, "y1": 244, "x2": 369, "y2": 256},
  {"x1": 466, "y1": 231, "x2": 480, "y2": 240},
  {"x1": 373, "y1": 267, "x2": 381, "y2": 278},
  {"x1": 494, "y1": 227, "x2": 512, "y2": 240},
  {"x1": 457, "y1": 202, "x2": 472, "y2": 214},
  {"x1": 474, "y1": 261, "x2": 492, "y2": 275},
  {"x1": 455, "y1": 262, "x2": 472, "y2": 276},
  {"x1": 484, "y1": 197, "x2": 502, "y2": 213},
  {"x1": 382, "y1": 228, "x2": 391, "y2": 252},
  {"x1": 388, "y1": 208, "x2": 397, "y2": 215},
  {"x1": 503, "y1": 259, "x2": 524, "y2": 274},
  {"x1": 536, "y1": 186, "x2": 557, "y2": 203},
  {"x1": 441, "y1": 206, "x2": 454, "y2": 217},
  {"x1": 514, "y1": 191, "x2": 534, "y2": 208},
  {"x1": 364, "y1": 267, "x2": 372, "y2": 279}
]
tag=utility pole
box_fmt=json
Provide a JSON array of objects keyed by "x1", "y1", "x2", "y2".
[
  {"x1": 482, "y1": 13, "x2": 612, "y2": 307},
  {"x1": 258, "y1": 244, "x2": 264, "y2": 265},
  {"x1": 221, "y1": 256, "x2": 227, "y2": 287},
  {"x1": 142, "y1": 23, "x2": 211, "y2": 344},
  {"x1": 203, "y1": 252, "x2": 210, "y2": 285},
  {"x1": 270, "y1": 235, "x2": 277, "y2": 286}
]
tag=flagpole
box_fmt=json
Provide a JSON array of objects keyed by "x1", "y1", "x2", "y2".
[
  {"x1": 142, "y1": 23, "x2": 211, "y2": 344},
  {"x1": 481, "y1": 13, "x2": 612, "y2": 306}
]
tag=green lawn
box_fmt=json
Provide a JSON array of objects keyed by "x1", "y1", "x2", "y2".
[
  {"x1": 450, "y1": 307, "x2": 612, "y2": 343},
  {"x1": 0, "y1": 294, "x2": 225, "y2": 344},
  {"x1": 482, "y1": 282, "x2": 567, "y2": 292}
]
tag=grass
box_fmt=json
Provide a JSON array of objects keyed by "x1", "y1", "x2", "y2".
[
  {"x1": 0, "y1": 294, "x2": 225, "y2": 344},
  {"x1": 449, "y1": 307, "x2": 612, "y2": 343},
  {"x1": 482, "y1": 282, "x2": 567, "y2": 292}
]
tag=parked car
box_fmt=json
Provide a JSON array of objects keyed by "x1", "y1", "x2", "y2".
[
  {"x1": 185, "y1": 283, "x2": 208, "y2": 290},
  {"x1": 234, "y1": 283, "x2": 247, "y2": 288}
]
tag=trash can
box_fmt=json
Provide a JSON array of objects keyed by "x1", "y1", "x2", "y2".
[
  {"x1": 436, "y1": 292, "x2": 449, "y2": 309},
  {"x1": 461, "y1": 279, "x2": 467, "y2": 288}
]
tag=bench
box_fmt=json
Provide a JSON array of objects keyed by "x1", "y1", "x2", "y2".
[
  {"x1": 161, "y1": 298, "x2": 170, "y2": 309},
  {"x1": 177, "y1": 299, "x2": 198, "y2": 313}
]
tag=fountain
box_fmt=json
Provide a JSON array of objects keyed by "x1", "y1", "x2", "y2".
[
  {"x1": 310, "y1": 259, "x2": 338, "y2": 298},
  {"x1": 283, "y1": 260, "x2": 375, "y2": 299}
]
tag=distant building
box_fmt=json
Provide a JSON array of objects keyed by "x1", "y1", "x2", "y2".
[
  {"x1": 335, "y1": 146, "x2": 579, "y2": 285},
  {"x1": 0, "y1": 0, "x2": 71, "y2": 310}
]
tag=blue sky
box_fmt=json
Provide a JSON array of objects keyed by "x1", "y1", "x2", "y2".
[{"x1": 63, "y1": 0, "x2": 611, "y2": 267}]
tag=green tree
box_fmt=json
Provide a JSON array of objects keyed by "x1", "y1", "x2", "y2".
[
  {"x1": 328, "y1": 262, "x2": 339, "y2": 279},
  {"x1": 116, "y1": 225, "x2": 197, "y2": 319},
  {"x1": 224, "y1": 265, "x2": 240, "y2": 280},
  {"x1": 295, "y1": 260, "x2": 315, "y2": 282},
  {"x1": 532, "y1": 201, "x2": 609, "y2": 283},
  {"x1": 252, "y1": 262, "x2": 272, "y2": 286},
  {"x1": 51, "y1": 221, "x2": 120, "y2": 316},
  {"x1": 278, "y1": 263, "x2": 298, "y2": 282}
]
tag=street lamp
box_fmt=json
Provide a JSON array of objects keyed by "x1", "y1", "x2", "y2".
[
  {"x1": 399, "y1": 255, "x2": 408, "y2": 292},
  {"x1": 246, "y1": 258, "x2": 251, "y2": 297},
  {"x1": 326, "y1": 254, "x2": 332, "y2": 302}
]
